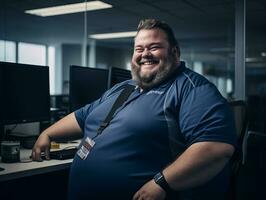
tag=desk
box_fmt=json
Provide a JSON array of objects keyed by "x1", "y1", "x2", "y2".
[
  {"x1": 0, "y1": 142, "x2": 79, "y2": 200},
  {"x1": 0, "y1": 142, "x2": 79, "y2": 182}
]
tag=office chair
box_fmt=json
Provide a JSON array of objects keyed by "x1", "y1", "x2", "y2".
[
  {"x1": 227, "y1": 100, "x2": 248, "y2": 200},
  {"x1": 228, "y1": 100, "x2": 248, "y2": 171},
  {"x1": 229, "y1": 100, "x2": 248, "y2": 145},
  {"x1": 239, "y1": 131, "x2": 266, "y2": 200},
  {"x1": 228, "y1": 100, "x2": 266, "y2": 200}
]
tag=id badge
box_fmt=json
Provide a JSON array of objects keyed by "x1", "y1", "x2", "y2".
[{"x1": 77, "y1": 136, "x2": 95, "y2": 160}]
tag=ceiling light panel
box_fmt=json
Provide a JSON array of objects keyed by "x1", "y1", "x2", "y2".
[
  {"x1": 89, "y1": 31, "x2": 137, "y2": 39},
  {"x1": 25, "y1": 1, "x2": 112, "y2": 17}
]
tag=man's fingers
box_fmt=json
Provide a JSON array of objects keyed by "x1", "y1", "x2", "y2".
[
  {"x1": 31, "y1": 151, "x2": 35, "y2": 160},
  {"x1": 32, "y1": 148, "x2": 42, "y2": 161},
  {"x1": 45, "y1": 148, "x2": 50, "y2": 160}
]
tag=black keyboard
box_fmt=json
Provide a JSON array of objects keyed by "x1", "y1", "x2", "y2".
[{"x1": 49, "y1": 147, "x2": 78, "y2": 160}]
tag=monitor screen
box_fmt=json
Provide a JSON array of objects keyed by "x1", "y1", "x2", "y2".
[
  {"x1": 69, "y1": 66, "x2": 109, "y2": 111},
  {"x1": 108, "y1": 67, "x2": 132, "y2": 88},
  {"x1": 0, "y1": 64, "x2": 3, "y2": 123},
  {"x1": 0, "y1": 62, "x2": 50, "y2": 125}
]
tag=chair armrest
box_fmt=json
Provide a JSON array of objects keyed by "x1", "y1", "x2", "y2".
[
  {"x1": 242, "y1": 131, "x2": 266, "y2": 164},
  {"x1": 247, "y1": 131, "x2": 266, "y2": 148}
]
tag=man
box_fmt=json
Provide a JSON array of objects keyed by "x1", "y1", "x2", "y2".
[{"x1": 32, "y1": 19, "x2": 237, "y2": 200}]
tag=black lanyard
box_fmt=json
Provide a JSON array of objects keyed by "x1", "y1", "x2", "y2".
[{"x1": 96, "y1": 84, "x2": 135, "y2": 136}]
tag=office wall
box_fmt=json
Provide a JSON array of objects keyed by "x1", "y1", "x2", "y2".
[
  {"x1": 96, "y1": 45, "x2": 132, "y2": 70},
  {"x1": 62, "y1": 44, "x2": 82, "y2": 82}
]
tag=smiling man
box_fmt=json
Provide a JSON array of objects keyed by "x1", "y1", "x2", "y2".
[
  {"x1": 131, "y1": 21, "x2": 179, "y2": 90},
  {"x1": 32, "y1": 19, "x2": 237, "y2": 200}
]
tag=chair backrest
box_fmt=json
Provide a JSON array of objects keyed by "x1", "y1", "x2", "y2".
[
  {"x1": 228, "y1": 101, "x2": 266, "y2": 200},
  {"x1": 227, "y1": 100, "x2": 248, "y2": 200},
  {"x1": 229, "y1": 100, "x2": 248, "y2": 144},
  {"x1": 241, "y1": 131, "x2": 266, "y2": 200}
]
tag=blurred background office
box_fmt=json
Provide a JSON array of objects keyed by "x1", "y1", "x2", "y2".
[{"x1": 1, "y1": 0, "x2": 266, "y2": 133}]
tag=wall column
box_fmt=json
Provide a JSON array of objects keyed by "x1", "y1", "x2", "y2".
[{"x1": 235, "y1": 0, "x2": 246, "y2": 100}]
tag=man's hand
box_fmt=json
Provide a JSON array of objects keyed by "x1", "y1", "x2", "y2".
[
  {"x1": 133, "y1": 179, "x2": 166, "y2": 200},
  {"x1": 31, "y1": 133, "x2": 51, "y2": 161}
]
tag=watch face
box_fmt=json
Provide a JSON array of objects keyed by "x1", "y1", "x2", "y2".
[{"x1": 154, "y1": 172, "x2": 163, "y2": 183}]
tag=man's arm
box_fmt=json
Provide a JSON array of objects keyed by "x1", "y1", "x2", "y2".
[
  {"x1": 32, "y1": 112, "x2": 83, "y2": 161},
  {"x1": 163, "y1": 141, "x2": 234, "y2": 190},
  {"x1": 133, "y1": 141, "x2": 234, "y2": 200}
]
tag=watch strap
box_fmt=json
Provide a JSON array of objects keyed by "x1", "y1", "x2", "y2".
[{"x1": 153, "y1": 172, "x2": 172, "y2": 193}]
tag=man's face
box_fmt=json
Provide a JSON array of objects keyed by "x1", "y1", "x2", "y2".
[{"x1": 131, "y1": 28, "x2": 179, "y2": 89}]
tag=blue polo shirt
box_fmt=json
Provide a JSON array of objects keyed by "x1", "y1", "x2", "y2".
[{"x1": 68, "y1": 62, "x2": 237, "y2": 200}]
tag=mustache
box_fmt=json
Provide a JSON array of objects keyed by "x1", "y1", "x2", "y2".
[{"x1": 138, "y1": 58, "x2": 160, "y2": 65}]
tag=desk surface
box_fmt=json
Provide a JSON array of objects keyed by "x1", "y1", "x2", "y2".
[{"x1": 0, "y1": 141, "x2": 80, "y2": 182}]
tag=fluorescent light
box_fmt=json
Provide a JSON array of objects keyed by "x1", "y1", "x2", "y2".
[
  {"x1": 261, "y1": 52, "x2": 266, "y2": 57},
  {"x1": 25, "y1": 1, "x2": 112, "y2": 17},
  {"x1": 246, "y1": 57, "x2": 262, "y2": 62},
  {"x1": 89, "y1": 31, "x2": 137, "y2": 39}
]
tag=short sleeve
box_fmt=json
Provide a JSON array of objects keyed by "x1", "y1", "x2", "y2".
[
  {"x1": 74, "y1": 90, "x2": 109, "y2": 131},
  {"x1": 74, "y1": 104, "x2": 93, "y2": 131},
  {"x1": 179, "y1": 84, "x2": 237, "y2": 147},
  {"x1": 74, "y1": 80, "x2": 134, "y2": 131}
]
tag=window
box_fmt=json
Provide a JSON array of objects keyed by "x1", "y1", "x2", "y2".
[
  {"x1": 48, "y1": 46, "x2": 56, "y2": 94},
  {"x1": 18, "y1": 42, "x2": 46, "y2": 66},
  {"x1": 0, "y1": 40, "x2": 16, "y2": 62}
]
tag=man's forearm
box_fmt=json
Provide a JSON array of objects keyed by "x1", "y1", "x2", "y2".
[
  {"x1": 43, "y1": 112, "x2": 83, "y2": 141},
  {"x1": 162, "y1": 141, "x2": 234, "y2": 191}
]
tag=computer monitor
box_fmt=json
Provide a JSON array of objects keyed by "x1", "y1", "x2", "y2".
[
  {"x1": 0, "y1": 64, "x2": 3, "y2": 123},
  {"x1": 108, "y1": 67, "x2": 132, "y2": 88},
  {"x1": 0, "y1": 62, "x2": 50, "y2": 125},
  {"x1": 69, "y1": 66, "x2": 109, "y2": 111},
  {"x1": 0, "y1": 66, "x2": 4, "y2": 141}
]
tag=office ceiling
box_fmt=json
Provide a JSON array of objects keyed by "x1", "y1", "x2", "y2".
[{"x1": 1, "y1": 0, "x2": 266, "y2": 66}]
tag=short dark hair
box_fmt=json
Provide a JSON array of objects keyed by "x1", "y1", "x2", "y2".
[{"x1": 136, "y1": 19, "x2": 180, "y2": 55}]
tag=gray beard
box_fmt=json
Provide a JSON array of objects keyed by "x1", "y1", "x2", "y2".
[{"x1": 131, "y1": 61, "x2": 176, "y2": 90}]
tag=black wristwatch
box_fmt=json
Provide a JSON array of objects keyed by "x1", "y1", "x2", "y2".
[{"x1": 153, "y1": 172, "x2": 172, "y2": 193}]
